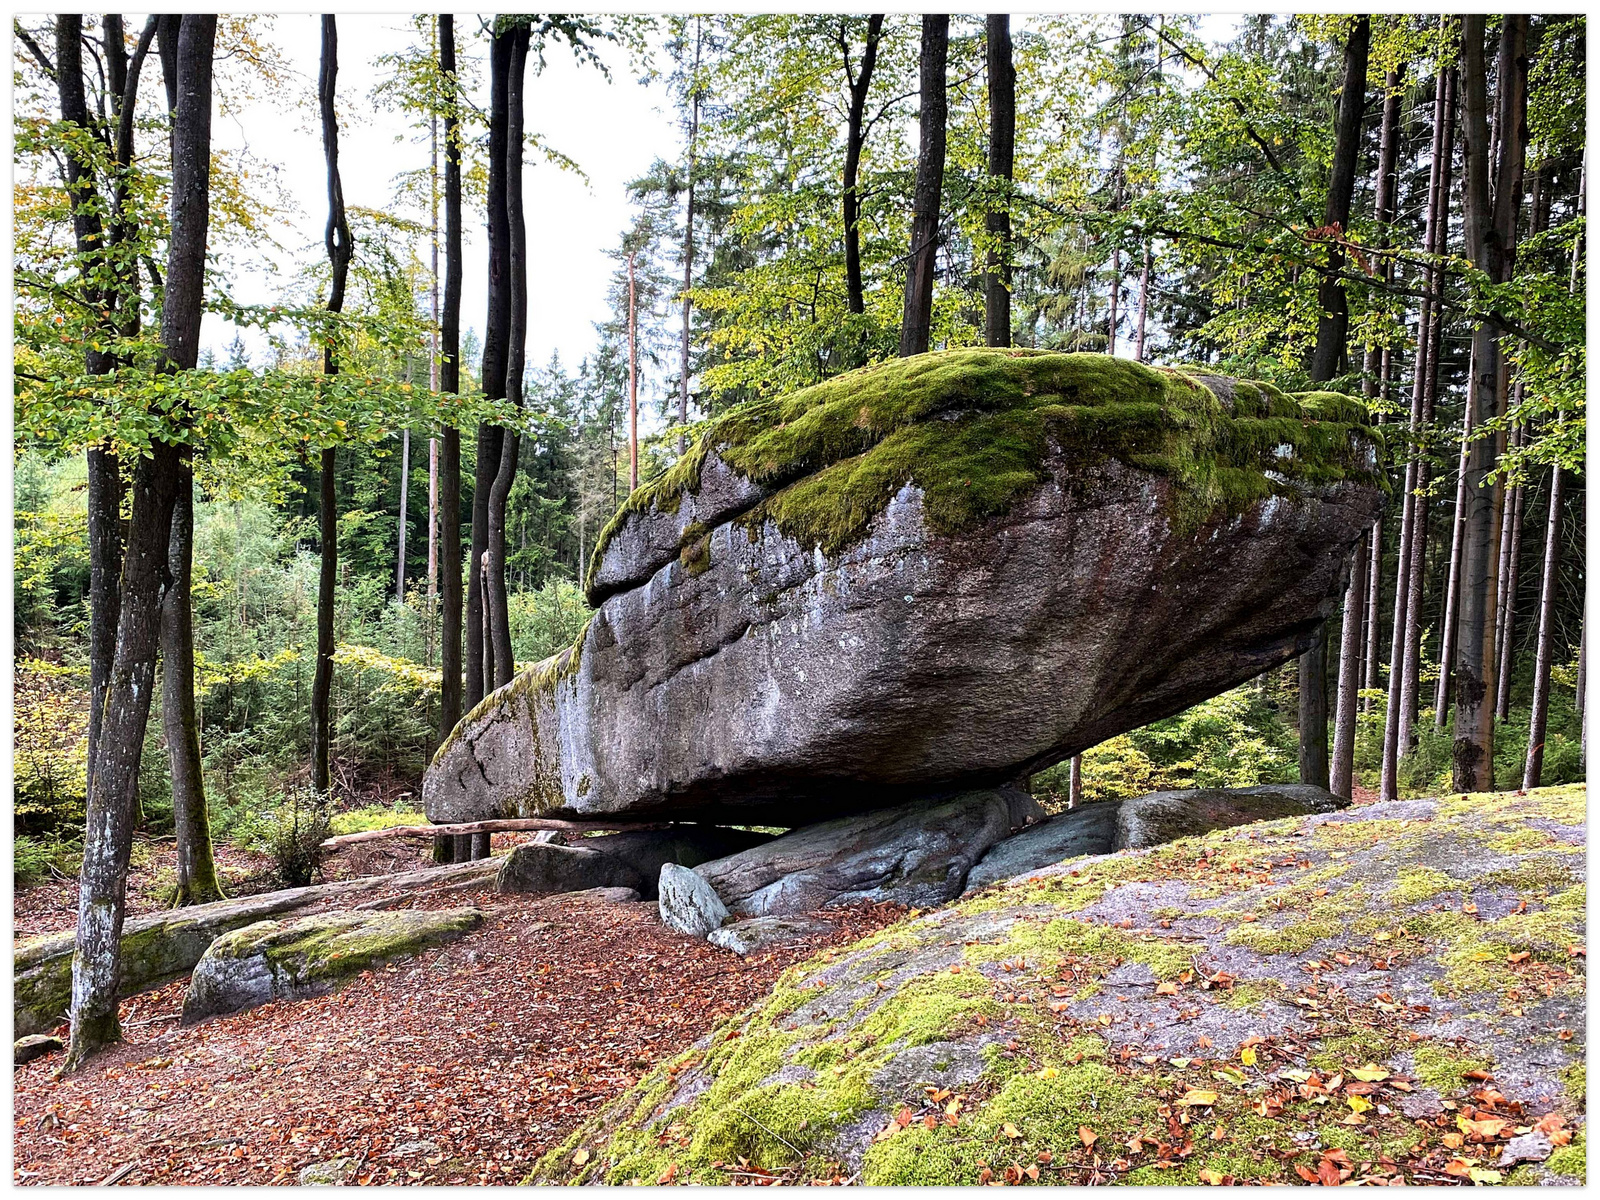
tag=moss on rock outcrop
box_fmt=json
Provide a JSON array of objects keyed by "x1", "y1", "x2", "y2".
[
  {"x1": 585, "y1": 349, "x2": 1381, "y2": 598},
  {"x1": 530, "y1": 786, "x2": 1584, "y2": 1186}
]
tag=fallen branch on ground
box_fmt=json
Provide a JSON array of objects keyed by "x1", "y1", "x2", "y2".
[{"x1": 319, "y1": 817, "x2": 672, "y2": 852}]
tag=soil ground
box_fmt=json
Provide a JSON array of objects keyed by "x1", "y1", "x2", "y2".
[{"x1": 13, "y1": 877, "x2": 904, "y2": 1186}]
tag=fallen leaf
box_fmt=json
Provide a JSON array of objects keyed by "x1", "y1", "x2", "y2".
[
  {"x1": 1001, "y1": 1122, "x2": 1023, "y2": 1140},
  {"x1": 1079, "y1": 1126, "x2": 1098, "y2": 1147},
  {"x1": 1240, "y1": 1047, "x2": 1258, "y2": 1067},
  {"x1": 1155, "y1": 982, "x2": 1179, "y2": 995},
  {"x1": 1348, "y1": 1064, "x2": 1389, "y2": 1082},
  {"x1": 1178, "y1": 1090, "x2": 1220, "y2": 1107},
  {"x1": 572, "y1": 1150, "x2": 591, "y2": 1168}
]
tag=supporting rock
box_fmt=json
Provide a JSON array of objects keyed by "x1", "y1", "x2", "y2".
[
  {"x1": 962, "y1": 802, "x2": 1121, "y2": 893},
  {"x1": 693, "y1": 789, "x2": 1039, "y2": 917},
  {"x1": 657, "y1": 863, "x2": 728, "y2": 937}
]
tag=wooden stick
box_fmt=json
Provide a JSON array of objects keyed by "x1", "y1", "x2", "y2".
[{"x1": 319, "y1": 817, "x2": 671, "y2": 852}]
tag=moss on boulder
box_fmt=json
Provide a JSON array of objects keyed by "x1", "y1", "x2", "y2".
[
  {"x1": 530, "y1": 786, "x2": 1585, "y2": 1185},
  {"x1": 586, "y1": 349, "x2": 1381, "y2": 604},
  {"x1": 180, "y1": 907, "x2": 484, "y2": 1024}
]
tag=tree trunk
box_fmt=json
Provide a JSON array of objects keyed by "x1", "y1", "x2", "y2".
[
  {"x1": 162, "y1": 451, "x2": 221, "y2": 904},
  {"x1": 1359, "y1": 66, "x2": 1402, "y2": 717},
  {"x1": 899, "y1": 15, "x2": 949, "y2": 358},
  {"x1": 1302, "y1": 15, "x2": 1367, "y2": 789},
  {"x1": 984, "y1": 14, "x2": 1014, "y2": 348},
  {"x1": 487, "y1": 23, "x2": 530, "y2": 694},
  {"x1": 1397, "y1": 65, "x2": 1458, "y2": 757},
  {"x1": 54, "y1": 16, "x2": 129, "y2": 799},
  {"x1": 66, "y1": 13, "x2": 215, "y2": 1074},
  {"x1": 628, "y1": 250, "x2": 639, "y2": 490},
  {"x1": 678, "y1": 18, "x2": 703, "y2": 451},
  {"x1": 842, "y1": 15, "x2": 884, "y2": 323},
  {"x1": 1307, "y1": 16, "x2": 1369, "y2": 382},
  {"x1": 312, "y1": 14, "x2": 353, "y2": 796},
  {"x1": 1298, "y1": 620, "x2": 1330, "y2": 789},
  {"x1": 1522, "y1": 463, "x2": 1565, "y2": 788},
  {"x1": 1331, "y1": 533, "x2": 1369, "y2": 799},
  {"x1": 397, "y1": 427, "x2": 410, "y2": 603},
  {"x1": 1067, "y1": 754, "x2": 1082, "y2": 810},
  {"x1": 1132, "y1": 243, "x2": 1152, "y2": 362},
  {"x1": 469, "y1": 22, "x2": 515, "y2": 710},
  {"x1": 1494, "y1": 425, "x2": 1526, "y2": 720},
  {"x1": 437, "y1": 15, "x2": 463, "y2": 749},
  {"x1": 1453, "y1": 14, "x2": 1528, "y2": 792},
  {"x1": 1434, "y1": 384, "x2": 1474, "y2": 728}
]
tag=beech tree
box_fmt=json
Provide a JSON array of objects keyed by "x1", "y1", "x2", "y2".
[
  {"x1": 65, "y1": 13, "x2": 218, "y2": 1073},
  {"x1": 1297, "y1": 15, "x2": 1368, "y2": 792},
  {"x1": 899, "y1": 15, "x2": 949, "y2": 357},
  {"x1": 1452, "y1": 14, "x2": 1528, "y2": 792},
  {"x1": 984, "y1": 14, "x2": 1015, "y2": 347}
]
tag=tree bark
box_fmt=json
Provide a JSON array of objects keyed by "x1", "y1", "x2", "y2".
[
  {"x1": 66, "y1": 13, "x2": 215, "y2": 1074},
  {"x1": 487, "y1": 23, "x2": 530, "y2": 694},
  {"x1": 1330, "y1": 533, "x2": 1369, "y2": 799},
  {"x1": 162, "y1": 450, "x2": 222, "y2": 904},
  {"x1": 312, "y1": 15, "x2": 353, "y2": 797},
  {"x1": 397, "y1": 427, "x2": 410, "y2": 603},
  {"x1": 1453, "y1": 14, "x2": 1528, "y2": 792},
  {"x1": 899, "y1": 15, "x2": 949, "y2": 358},
  {"x1": 1302, "y1": 15, "x2": 1367, "y2": 790},
  {"x1": 677, "y1": 18, "x2": 703, "y2": 450},
  {"x1": 1067, "y1": 754, "x2": 1082, "y2": 810},
  {"x1": 437, "y1": 15, "x2": 464, "y2": 748},
  {"x1": 984, "y1": 14, "x2": 1014, "y2": 348},
  {"x1": 842, "y1": 15, "x2": 884, "y2": 322}
]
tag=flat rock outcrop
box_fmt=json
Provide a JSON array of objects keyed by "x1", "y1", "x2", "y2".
[
  {"x1": 532, "y1": 785, "x2": 1587, "y2": 1186},
  {"x1": 181, "y1": 907, "x2": 484, "y2": 1023},
  {"x1": 424, "y1": 351, "x2": 1382, "y2": 826},
  {"x1": 694, "y1": 789, "x2": 1041, "y2": 917}
]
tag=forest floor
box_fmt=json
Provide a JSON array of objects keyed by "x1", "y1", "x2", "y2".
[{"x1": 12, "y1": 878, "x2": 906, "y2": 1186}]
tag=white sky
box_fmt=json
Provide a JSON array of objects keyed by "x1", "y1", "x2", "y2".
[{"x1": 208, "y1": 14, "x2": 677, "y2": 382}]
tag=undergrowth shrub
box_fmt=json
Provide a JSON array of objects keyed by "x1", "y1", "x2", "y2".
[{"x1": 240, "y1": 787, "x2": 333, "y2": 887}]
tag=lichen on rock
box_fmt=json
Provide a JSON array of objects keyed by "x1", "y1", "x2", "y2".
[{"x1": 529, "y1": 785, "x2": 1586, "y2": 1186}]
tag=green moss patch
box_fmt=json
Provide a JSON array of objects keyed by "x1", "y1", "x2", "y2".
[{"x1": 586, "y1": 349, "x2": 1381, "y2": 596}]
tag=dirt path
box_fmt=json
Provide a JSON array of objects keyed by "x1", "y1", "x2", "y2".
[{"x1": 13, "y1": 888, "x2": 903, "y2": 1186}]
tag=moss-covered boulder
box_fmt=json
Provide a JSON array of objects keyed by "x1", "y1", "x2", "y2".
[
  {"x1": 12, "y1": 859, "x2": 500, "y2": 1038},
  {"x1": 530, "y1": 785, "x2": 1586, "y2": 1186},
  {"x1": 425, "y1": 350, "x2": 1382, "y2": 826},
  {"x1": 180, "y1": 907, "x2": 484, "y2": 1024}
]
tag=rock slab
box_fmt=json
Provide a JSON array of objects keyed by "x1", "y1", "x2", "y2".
[
  {"x1": 181, "y1": 907, "x2": 483, "y2": 1024},
  {"x1": 496, "y1": 827, "x2": 775, "y2": 899},
  {"x1": 1114, "y1": 783, "x2": 1346, "y2": 850},
  {"x1": 658, "y1": 864, "x2": 729, "y2": 937},
  {"x1": 708, "y1": 916, "x2": 830, "y2": 956},
  {"x1": 963, "y1": 801, "x2": 1122, "y2": 893},
  {"x1": 14, "y1": 1034, "x2": 62, "y2": 1066},
  {"x1": 696, "y1": 788, "x2": 1042, "y2": 917},
  {"x1": 424, "y1": 352, "x2": 1382, "y2": 826}
]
